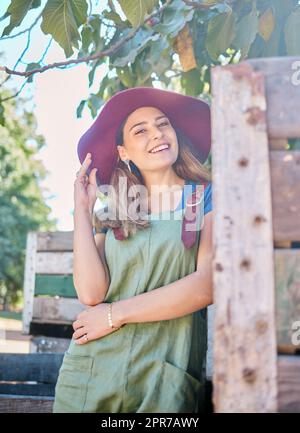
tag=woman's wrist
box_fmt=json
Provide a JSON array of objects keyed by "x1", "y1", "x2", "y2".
[{"x1": 111, "y1": 300, "x2": 127, "y2": 328}]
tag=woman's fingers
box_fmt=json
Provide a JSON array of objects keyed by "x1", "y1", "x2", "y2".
[
  {"x1": 77, "y1": 153, "x2": 92, "y2": 178},
  {"x1": 72, "y1": 326, "x2": 88, "y2": 340},
  {"x1": 89, "y1": 167, "x2": 98, "y2": 186}
]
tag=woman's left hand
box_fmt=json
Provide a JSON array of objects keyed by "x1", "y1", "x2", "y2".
[{"x1": 72, "y1": 303, "x2": 121, "y2": 344}]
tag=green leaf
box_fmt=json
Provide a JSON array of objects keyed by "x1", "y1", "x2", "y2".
[
  {"x1": 41, "y1": 0, "x2": 88, "y2": 58},
  {"x1": 110, "y1": 27, "x2": 157, "y2": 67},
  {"x1": 102, "y1": 9, "x2": 130, "y2": 28},
  {"x1": 155, "y1": 0, "x2": 195, "y2": 38},
  {"x1": 116, "y1": 65, "x2": 136, "y2": 87},
  {"x1": 233, "y1": 7, "x2": 258, "y2": 58},
  {"x1": 284, "y1": 7, "x2": 300, "y2": 55},
  {"x1": 118, "y1": 0, "x2": 159, "y2": 28},
  {"x1": 88, "y1": 59, "x2": 102, "y2": 87},
  {"x1": 1, "y1": 0, "x2": 41, "y2": 37},
  {"x1": 0, "y1": 101, "x2": 5, "y2": 126},
  {"x1": 76, "y1": 99, "x2": 86, "y2": 118},
  {"x1": 87, "y1": 93, "x2": 104, "y2": 118},
  {"x1": 180, "y1": 68, "x2": 204, "y2": 96},
  {"x1": 25, "y1": 62, "x2": 41, "y2": 83},
  {"x1": 206, "y1": 11, "x2": 236, "y2": 61}
]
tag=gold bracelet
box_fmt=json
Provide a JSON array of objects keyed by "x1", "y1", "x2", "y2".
[{"x1": 108, "y1": 302, "x2": 121, "y2": 331}]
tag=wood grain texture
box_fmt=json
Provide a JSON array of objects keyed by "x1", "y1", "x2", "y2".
[
  {"x1": 37, "y1": 231, "x2": 73, "y2": 251},
  {"x1": 0, "y1": 353, "x2": 63, "y2": 382},
  {"x1": 211, "y1": 61, "x2": 278, "y2": 412},
  {"x1": 22, "y1": 232, "x2": 37, "y2": 334},
  {"x1": 248, "y1": 57, "x2": 300, "y2": 138},
  {"x1": 275, "y1": 249, "x2": 300, "y2": 351},
  {"x1": 35, "y1": 252, "x2": 73, "y2": 274},
  {"x1": 32, "y1": 297, "x2": 85, "y2": 323},
  {"x1": 278, "y1": 355, "x2": 300, "y2": 412},
  {"x1": 270, "y1": 151, "x2": 300, "y2": 242},
  {"x1": 0, "y1": 395, "x2": 54, "y2": 413}
]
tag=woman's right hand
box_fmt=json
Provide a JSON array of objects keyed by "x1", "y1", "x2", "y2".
[{"x1": 74, "y1": 153, "x2": 98, "y2": 216}]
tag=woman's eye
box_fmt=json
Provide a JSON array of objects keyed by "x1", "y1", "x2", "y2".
[
  {"x1": 135, "y1": 129, "x2": 145, "y2": 135},
  {"x1": 160, "y1": 121, "x2": 169, "y2": 126}
]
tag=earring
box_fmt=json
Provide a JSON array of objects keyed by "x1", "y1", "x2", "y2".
[{"x1": 123, "y1": 158, "x2": 132, "y2": 173}]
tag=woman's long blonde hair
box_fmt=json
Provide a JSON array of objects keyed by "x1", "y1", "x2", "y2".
[{"x1": 93, "y1": 115, "x2": 212, "y2": 238}]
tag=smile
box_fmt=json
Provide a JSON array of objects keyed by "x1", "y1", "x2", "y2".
[{"x1": 149, "y1": 143, "x2": 170, "y2": 154}]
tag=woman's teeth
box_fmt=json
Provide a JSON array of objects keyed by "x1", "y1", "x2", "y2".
[{"x1": 149, "y1": 144, "x2": 169, "y2": 153}]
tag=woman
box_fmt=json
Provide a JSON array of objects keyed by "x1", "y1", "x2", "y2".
[{"x1": 53, "y1": 87, "x2": 213, "y2": 413}]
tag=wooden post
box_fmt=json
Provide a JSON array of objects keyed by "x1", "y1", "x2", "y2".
[
  {"x1": 211, "y1": 61, "x2": 278, "y2": 412},
  {"x1": 22, "y1": 232, "x2": 37, "y2": 335}
]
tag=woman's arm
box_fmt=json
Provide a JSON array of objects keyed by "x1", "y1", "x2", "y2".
[
  {"x1": 72, "y1": 211, "x2": 213, "y2": 344},
  {"x1": 112, "y1": 211, "x2": 213, "y2": 327},
  {"x1": 73, "y1": 206, "x2": 110, "y2": 305}
]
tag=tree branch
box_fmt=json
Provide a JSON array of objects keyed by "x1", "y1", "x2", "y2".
[
  {"x1": 0, "y1": 10, "x2": 43, "y2": 41},
  {"x1": 0, "y1": 0, "x2": 174, "y2": 79}
]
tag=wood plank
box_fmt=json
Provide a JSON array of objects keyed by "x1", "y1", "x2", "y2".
[
  {"x1": 29, "y1": 322, "x2": 74, "y2": 339},
  {"x1": 278, "y1": 355, "x2": 300, "y2": 413},
  {"x1": 35, "y1": 252, "x2": 73, "y2": 274},
  {"x1": 206, "y1": 304, "x2": 214, "y2": 380},
  {"x1": 270, "y1": 151, "x2": 300, "y2": 242},
  {"x1": 0, "y1": 395, "x2": 54, "y2": 413},
  {"x1": 22, "y1": 232, "x2": 37, "y2": 334},
  {"x1": 0, "y1": 354, "x2": 63, "y2": 383},
  {"x1": 37, "y1": 231, "x2": 73, "y2": 251},
  {"x1": 269, "y1": 139, "x2": 288, "y2": 150},
  {"x1": 211, "y1": 61, "x2": 278, "y2": 412},
  {"x1": 32, "y1": 297, "x2": 85, "y2": 323},
  {"x1": 0, "y1": 384, "x2": 55, "y2": 397},
  {"x1": 275, "y1": 249, "x2": 300, "y2": 351},
  {"x1": 35, "y1": 274, "x2": 77, "y2": 298},
  {"x1": 248, "y1": 57, "x2": 300, "y2": 139},
  {"x1": 30, "y1": 336, "x2": 71, "y2": 354}
]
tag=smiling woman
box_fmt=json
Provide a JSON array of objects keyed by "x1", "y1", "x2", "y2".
[
  {"x1": 92, "y1": 104, "x2": 211, "y2": 239},
  {"x1": 53, "y1": 86, "x2": 213, "y2": 414}
]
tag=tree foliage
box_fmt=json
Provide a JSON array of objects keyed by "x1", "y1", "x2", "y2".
[
  {"x1": 0, "y1": 86, "x2": 57, "y2": 307},
  {"x1": 0, "y1": 0, "x2": 299, "y2": 122}
]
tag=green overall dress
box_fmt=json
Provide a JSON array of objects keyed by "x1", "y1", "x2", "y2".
[{"x1": 53, "y1": 180, "x2": 212, "y2": 413}]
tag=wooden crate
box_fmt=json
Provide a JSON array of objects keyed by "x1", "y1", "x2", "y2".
[
  {"x1": 22, "y1": 231, "x2": 85, "y2": 352},
  {"x1": 211, "y1": 56, "x2": 300, "y2": 412}
]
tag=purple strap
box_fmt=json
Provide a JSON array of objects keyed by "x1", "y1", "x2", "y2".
[{"x1": 181, "y1": 182, "x2": 207, "y2": 249}]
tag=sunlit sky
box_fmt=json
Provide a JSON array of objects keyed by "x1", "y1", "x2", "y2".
[{"x1": 0, "y1": 0, "x2": 114, "y2": 230}]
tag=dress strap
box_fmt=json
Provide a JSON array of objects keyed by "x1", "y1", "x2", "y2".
[{"x1": 181, "y1": 181, "x2": 208, "y2": 249}]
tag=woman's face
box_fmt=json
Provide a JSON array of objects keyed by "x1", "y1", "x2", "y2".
[{"x1": 117, "y1": 106, "x2": 179, "y2": 173}]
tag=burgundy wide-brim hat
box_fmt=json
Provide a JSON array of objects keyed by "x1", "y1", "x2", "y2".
[{"x1": 77, "y1": 86, "x2": 211, "y2": 185}]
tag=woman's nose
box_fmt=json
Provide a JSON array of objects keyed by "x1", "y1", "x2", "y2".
[{"x1": 151, "y1": 125, "x2": 163, "y2": 139}]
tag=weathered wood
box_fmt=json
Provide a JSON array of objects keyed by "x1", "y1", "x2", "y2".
[
  {"x1": 32, "y1": 297, "x2": 85, "y2": 323},
  {"x1": 0, "y1": 395, "x2": 54, "y2": 413},
  {"x1": 211, "y1": 61, "x2": 278, "y2": 412},
  {"x1": 30, "y1": 336, "x2": 71, "y2": 354},
  {"x1": 0, "y1": 353, "x2": 63, "y2": 383},
  {"x1": 269, "y1": 139, "x2": 288, "y2": 150},
  {"x1": 22, "y1": 232, "x2": 37, "y2": 334},
  {"x1": 35, "y1": 252, "x2": 73, "y2": 274},
  {"x1": 248, "y1": 57, "x2": 300, "y2": 138},
  {"x1": 278, "y1": 355, "x2": 300, "y2": 413},
  {"x1": 275, "y1": 249, "x2": 300, "y2": 351},
  {"x1": 37, "y1": 231, "x2": 73, "y2": 251},
  {"x1": 206, "y1": 304, "x2": 214, "y2": 380},
  {"x1": 270, "y1": 151, "x2": 300, "y2": 242},
  {"x1": 35, "y1": 274, "x2": 76, "y2": 297},
  {"x1": 0, "y1": 384, "x2": 55, "y2": 397}
]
